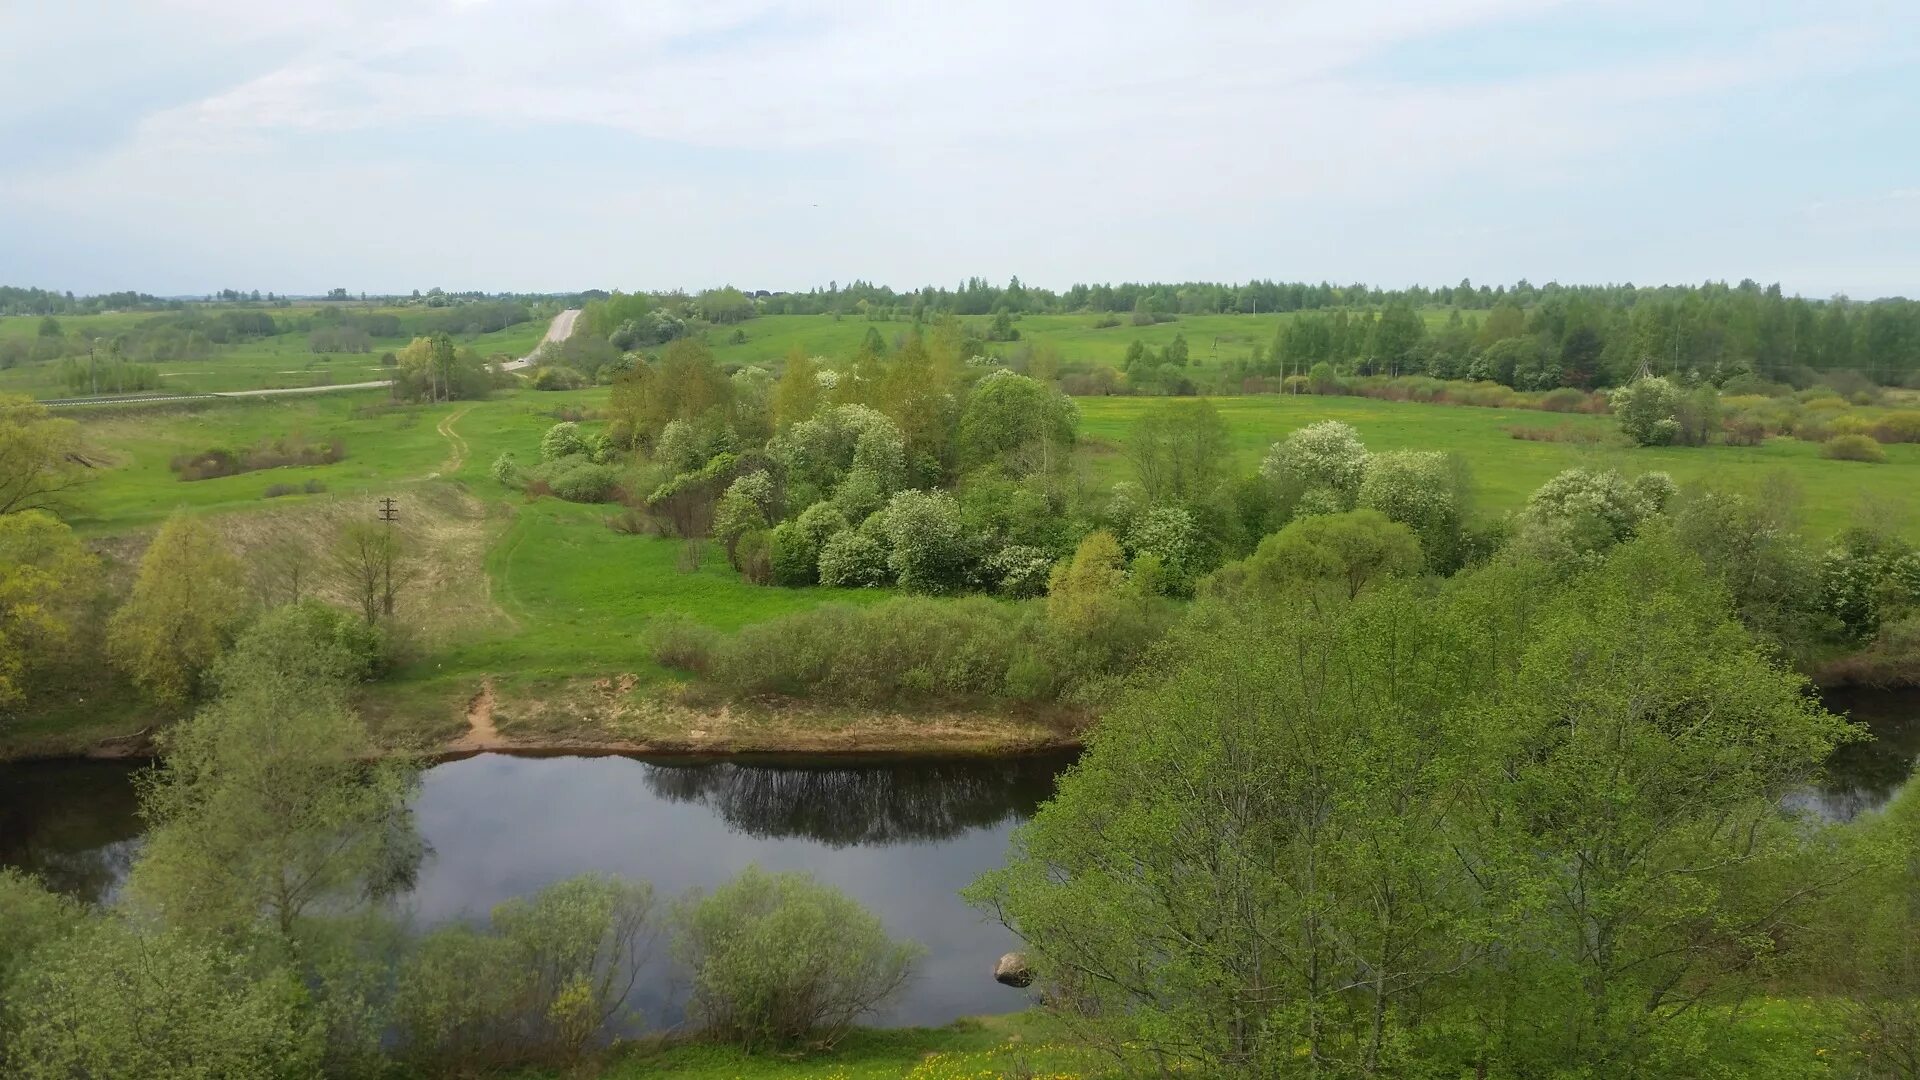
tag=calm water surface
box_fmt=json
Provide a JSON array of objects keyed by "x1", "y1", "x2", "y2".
[
  {"x1": 0, "y1": 751, "x2": 1070, "y2": 1027},
  {"x1": 2, "y1": 689, "x2": 1915, "y2": 1026}
]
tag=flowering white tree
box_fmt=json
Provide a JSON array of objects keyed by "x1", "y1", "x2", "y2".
[
  {"x1": 1515, "y1": 467, "x2": 1673, "y2": 567},
  {"x1": 1357, "y1": 450, "x2": 1463, "y2": 569},
  {"x1": 1612, "y1": 377, "x2": 1683, "y2": 446},
  {"x1": 1261, "y1": 421, "x2": 1369, "y2": 512},
  {"x1": 877, "y1": 490, "x2": 969, "y2": 594}
]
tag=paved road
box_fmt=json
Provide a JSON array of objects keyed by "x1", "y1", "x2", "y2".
[
  {"x1": 41, "y1": 309, "x2": 583, "y2": 408},
  {"x1": 500, "y1": 307, "x2": 581, "y2": 372}
]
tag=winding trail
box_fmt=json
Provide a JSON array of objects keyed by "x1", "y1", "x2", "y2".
[{"x1": 433, "y1": 406, "x2": 473, "y2": 477}]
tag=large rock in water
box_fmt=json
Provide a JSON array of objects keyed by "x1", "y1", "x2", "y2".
[{"x1": 994, "y1": 952, "x2": 1034, "y2": 988}]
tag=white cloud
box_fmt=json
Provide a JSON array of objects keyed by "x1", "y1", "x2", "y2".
[{"x1": 0, "y1": 0, "x2": 1914, "y2": 294}]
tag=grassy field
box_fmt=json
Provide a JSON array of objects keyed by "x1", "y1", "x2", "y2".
[
  {"x1": 13, "y1": 375, "x2": 1912, "y2": 757},
  {"x1": 0, "y1": 306, "x2": 551, "y2": 398},
  {"x1": 706, "y1": 310, "x2": 1460, "y2": 375},
  {"x1": 1076, "y1": 395, "x2": 1920, "y2": 537}
]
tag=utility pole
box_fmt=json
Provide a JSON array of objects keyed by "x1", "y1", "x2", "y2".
[{"x1": 378, "y1": 497, "x2": 399, "y2": 617}]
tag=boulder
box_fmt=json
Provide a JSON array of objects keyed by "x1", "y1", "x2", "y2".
[{"x1": 994, "y1": 951, "x2": 1033, "y2": 988}]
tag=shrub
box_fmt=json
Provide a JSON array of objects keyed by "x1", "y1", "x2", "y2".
[
  {"x1": 647, "y1": 615, "x2": 720, "y2": 675},
  {"x1": 1722, "y1": 414, "x2": 1768, "y2": 446},
  {"x1": 672, "y1": 867, "x2": 921, "y2": 1051},
  {"x1": 984, "y1": 544, "x2": 1055, "y2": 599},
  {"x1": 491, "y1": 451, "x2": 520, "y2": 487},
  {"x1": 530, "y1": 365, "x2": 588, "y2": 391},
  {"x1": 540, "y1": 421, "x2": 587, "y2": 462},
  {"x1": 395, "y1": 875, "x2": 656, "y2": 1074},
  {"x1": 1871, "y1": 411, "x2": 1920, "y2": 444},
  {"x1": 876, "y1": 490, "x2": 969, "y2": 594},
  {"x1": 817, "y1": 530, "x2": 890, "y2": 588},
  {"x1": 1536, "y1": 387, "x2": 1588, "y2": 412},
  {"x1": 1823, "y1": 434, "x2": 1888, "y2": 463},
  {"x1": 1260, "y1": 420, "x2": 1369, "y2": 511},
  {"x1": 736, "y1": 528, "x2": 773, "y2": 585},
  {"x1": 1125, "y1": 506, "x2": 1204, "y2": 595},
  {"x1": 262, "y1": 479, "x2": 326, "y2": 498},
  {"x1": 1612, "y1": 376, "x2": 1683, "y2": 446},
  {"x1": 3, "y1": 919, "x2": 320, "y2": 1079},
  {"x1": 545, "y1": 459, "x2": 620, "y2": 502},
  {"x1": 1507, "y1": 422, "x2": 1611, "y2": 445}
]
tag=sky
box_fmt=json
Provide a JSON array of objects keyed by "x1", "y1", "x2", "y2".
[{"x1": 1, "y1": 0, "x2": 1915, "y2": 299}]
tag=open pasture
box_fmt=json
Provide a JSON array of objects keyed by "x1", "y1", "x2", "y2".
[
  {"x1": 1076, "y1": 394, "x2": 1920, "y2": 538},
  {"x1": 0, "y1": 305, "x2": 550, "y2": 398}
]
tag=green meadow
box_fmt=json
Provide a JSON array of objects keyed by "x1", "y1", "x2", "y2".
[
  {"x1": 49, "y1": 382, "x2": 1919, "y2": 717},
  {"x1": 0, "y1": 305, "x2": 550, "y2": 398},
  {"x1": 701, "y1": 310, "x2": 1462, "y2": 373},
  {"x1": 1076, "y1": 394, "x2": 1920, "y2": 536}
]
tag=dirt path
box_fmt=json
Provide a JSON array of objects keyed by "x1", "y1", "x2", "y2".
[
  {"x1": 431, "y1": 406, "x2": 473, "y2": 477},
  {"x1": 450, "y1": 680, "x2": 505, "y2": 752}
]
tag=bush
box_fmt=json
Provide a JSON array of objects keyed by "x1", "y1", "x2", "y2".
[
  {"x1": 1612, "y1": 376, "x2": 1683, "y2": 446},
  {"x1": 544, "y1": 459, "x2": 620, "y2": 502},
  {"x1": 530, "y1": 365, "x2": 588, "y2": 391},
  {"x1": 817, "y1": 530, "x2": 891, "y2": 588},
  {"x1": 1823, "y1": 434, "x2": 1888, "y2": 463},
  {"x1": 1722, "y1": 414, "x2": 1768, "y2": 446},
  {"x1": 395, "y1": 874, "x2": 656, "y2": 1074},
  {"x1": 540, "y1": 421, "x2": 587, "y2": 462},
  {"x1": 491, "y1": 451, "x2": 520, "y2": 487},
  {"x1": 647, "y1": 615, "x2": 720, "y2": 675},
  {"x1": 262, "y1": 479, "x2": 326, "y2": 498},
  {"x1": 711, "y1": 597, "x2": 1025, "y2": 703},
  {"x1": 3, "y1": 919, "x2": 319, "y2": 1079},
  {"x1": 672, "y1": 867, "x2": 921, "y2": 1051},
  {"x1": 1871, "y1": 410, "x2": 1920, "y2": 444}
]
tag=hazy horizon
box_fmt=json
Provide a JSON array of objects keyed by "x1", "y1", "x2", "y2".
[{"x1": 3, "y1": 0, "x2": 1915, "y2": 300}]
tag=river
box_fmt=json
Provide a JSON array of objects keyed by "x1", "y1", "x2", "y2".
[{"x1": 1, "y1": 689, "x2": 1915, "y2": 1028}]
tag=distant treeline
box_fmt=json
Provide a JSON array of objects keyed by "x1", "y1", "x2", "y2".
[{"x1": 0, "y1": 286, "x2": 175, "y2": 316}]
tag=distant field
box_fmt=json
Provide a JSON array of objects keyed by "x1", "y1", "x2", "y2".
[
  {"x1": 0, "y1": 305, "x2": 550, "y2": 398},
  {"x1": 705, "y1": 310, "x2": 1459, "y2": 373},
  {"x1": 1076, "y1": 395, "x2": 1920, "y2": 537}
]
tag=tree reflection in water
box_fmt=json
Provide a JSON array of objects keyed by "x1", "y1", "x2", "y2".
[
  {"x1": 0, "y1": 759, "x2": 146, "y2": 904},
  {"x1": 640, "y1": 753, "x2": 1075, "y2": 847},
  {"x1": 1807, "y1": 687, "x2": 1920, "y2": 821}
]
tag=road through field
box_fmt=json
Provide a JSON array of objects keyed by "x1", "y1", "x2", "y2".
[
  {"x1": 500, "y1": 308, "x2": 581, "y2": 371},
  {"x1": 42, "y1": 308, "x2": 582, "y2": 408}
]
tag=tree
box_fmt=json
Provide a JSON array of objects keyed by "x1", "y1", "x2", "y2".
[
  {"x1": 0, "y1": 511, "x2": 95, "y2": 709},
  {"x1": 971, "y1": 584, "x2": 1485, "y2": 1074},
  {"x1": 956, "y1": 370, "x2": 1077, "y2": 475},
  {"x1": 1514, "y1": 467, "x2": 1672, "y2": 568},
  {"x1": 1260, "y1": 419, "x2": 1369, "y2": 513},
  {"x1": 712, "y1": 471, "x2": 774, "y2": 568},
  {"x1": 2, "y1": 919, "x2": 320, "y2": 1079},
  {"x1": 106, "y1": 513, "x2": 246, "y2": 704},
  {"x1": 672, "y1": 867, "x2": 920, "y2": 1051},
  {"x1": 395, "y1": 874, "x2": 656, "y2": 1073},
  {"x1": 1356, "y1": 450, "x2": 1468, "y2": 571},
  {"x1": 330, "y1": 518, "x2": 411, "y2": 627},
  {"x1": 875, "y1": 490, "x2": 968, "y2": 594},
  {"x1": 771, "y1": 348, "x2": 821, "y2": 430},
  {"x1": 126, "y1": 609, "x2": 419, "y2": 941},
  {"x1": 1464, "y1": 535, "x2": 1853, "y2": 1072},
  {"x1": 975, "y1": 534, "x2": 1853, "y2": 1076},
  {"x1": 1225, "y1": 508, "x2": 1422, "y2": 602},
  {"x1": 0, "y1": 395, "x2": 87, "y2": 518},
  {"x1": 1612, "y1": 375, "x2": 1684, "y2": 446},
  {"x1": 1125, "y1": 400, "x2": 1231, "y2": 504}
]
